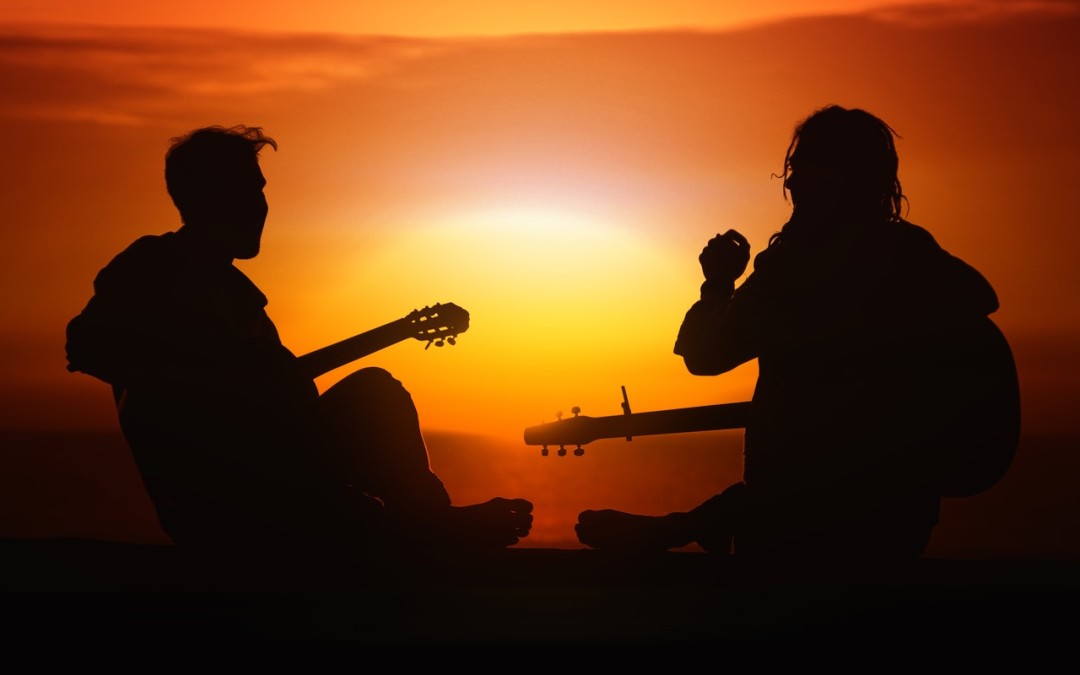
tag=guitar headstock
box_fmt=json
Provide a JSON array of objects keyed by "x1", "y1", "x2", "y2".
[
  {"x1": 407, "y1": 302, "x2": 470, "y2": 349},
  {"x1": 524, "y1": 406, "x2": 591, "y2": 456}
]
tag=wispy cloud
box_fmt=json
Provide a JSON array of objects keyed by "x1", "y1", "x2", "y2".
[
  {"x1": 0, "y1": 24, "x2": 447, "y2": 125},
  {"x1": 6, "y1": 1, "x2": 1078, "y2": 128},
  {"x1": 870, "y1": 0, "x2": 1080, "y2": 26}
]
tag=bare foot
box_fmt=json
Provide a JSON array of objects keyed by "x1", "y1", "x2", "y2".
[
  {"x1": 575, "y1": 509, "x2": 695, "y2": 552},
  {"x1": 427, "y1": 497, "x2": 534, "y2": 548}
]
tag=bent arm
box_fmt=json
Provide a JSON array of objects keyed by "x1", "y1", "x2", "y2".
[
  {"x1": 674, "y1": 277, "x2": 760, "y2": 375},
  {"x1": 294, "y1": 317, "x2": 414, "y2": 381}
]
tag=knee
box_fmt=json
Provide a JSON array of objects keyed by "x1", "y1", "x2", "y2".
[
  {"x1": 338, "y1": 367, "x2": 403, "y2": 392},
  {"x1": 324, "y1": 367, "x2": 413, "y2": 407}
]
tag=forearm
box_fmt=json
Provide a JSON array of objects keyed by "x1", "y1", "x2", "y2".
[{"x1": 674, "y1": 278, "x2": 754, "y2": 375}]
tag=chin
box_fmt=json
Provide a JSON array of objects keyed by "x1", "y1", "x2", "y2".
[{"x1": 234, "y1": 245, "x2": 260, "y2": 260}]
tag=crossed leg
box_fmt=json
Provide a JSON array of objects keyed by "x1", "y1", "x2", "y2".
[
  {"x1": 317, "y1": 367, "x2": 533, "y2": 548},
  {"x1": 575, "y1": 510, "x2": 698, "y2": 552},
  {"x1": 575, "y1": 482, "x2": 745, "y2": 554}
]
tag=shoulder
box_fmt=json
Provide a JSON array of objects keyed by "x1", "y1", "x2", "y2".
[
  {"x1": 883, "y1": 219, "x2": 1000, "y2": 314},
  {"x1": 109, "y1": 232, "x2": 181, "y2": 267},
  {"x1": 888, "y1": 219, "x2": 943, "y2": 251},
  {"x1": 875, "y1": 218, "x2": 968, "y2": 270},
  {"x1": 93, "y1": 232, "x2": 181, "y2": 291},
  {"x1": 886, "y1": 219, "x2": 980, "y2": 271}
]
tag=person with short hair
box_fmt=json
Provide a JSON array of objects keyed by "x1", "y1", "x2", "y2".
[{"x1": 67, "y1": 125, "x2": 533, "y2": 561}]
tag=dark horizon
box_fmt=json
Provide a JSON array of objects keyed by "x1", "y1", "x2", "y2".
[{"x1": 4, "y1": 426, "x2": 1077, "y2": 559}]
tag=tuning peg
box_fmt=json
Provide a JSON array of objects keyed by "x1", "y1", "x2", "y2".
[
  {"x1": 541, "y1": 445, "x2": 549, "y2": 457},
  {"x1": 574, "y1": 445, "x2": 584, "y2": 457},
  {"x1": 434, "y1": 338, "x2": 445, "y2": 347},
  {"x1": 557, "y1": 445, "x2": 567, "y2": 457},
  {"x1": 447, "y1": 336, "x2": 456, "y2": 346}
]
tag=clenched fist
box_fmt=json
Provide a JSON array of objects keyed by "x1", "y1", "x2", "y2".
[{"x1": 699, "y1": 229, "x2": 750, "y2": 285}]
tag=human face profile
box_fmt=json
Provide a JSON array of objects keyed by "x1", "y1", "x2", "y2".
[{"x1": 220, "y1": 161, "x2": 268, "y2": 260}]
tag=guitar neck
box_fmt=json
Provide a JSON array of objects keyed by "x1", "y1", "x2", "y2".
[
  {"x1": 295, "y1": 316, "x2": 414, "y2": 380},
  {"x1": 523, "y1": 401, "x2": 752, "y2": 447}
]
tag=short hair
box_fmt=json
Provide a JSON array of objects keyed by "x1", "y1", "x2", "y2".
[
  {"x1": 164, "y1": 125, "x2": 277, "y2": 220},
  {"x1": 780, "y1": 105, "x2": 906, "y2": 222}
]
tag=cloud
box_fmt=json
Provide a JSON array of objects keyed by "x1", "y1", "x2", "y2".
[
  {"x1": 5, "y1": 2, "x2": 1078, "y2": 127},
  {"x1": 0, "y1": 24, "x2": 447, "y2": 125},
  {"x1": 869, "y1": 0, "x2": 1080, "y2": 26}
]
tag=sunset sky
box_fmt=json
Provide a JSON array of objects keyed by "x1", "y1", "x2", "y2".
[
  {"x1": 0, "y1": 1, "x2": 958, "y2": 35},
  {"x1": 1, "y1": 1, "x2": 1078, "y2": 551}
]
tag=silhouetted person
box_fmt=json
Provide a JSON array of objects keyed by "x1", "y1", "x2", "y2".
[
  {"x1": 575, "y1": 105, "x2": 1019, "y2": 564},
  {"x1": 66, "y1": 125, "x2": 532, "y2": 562}
]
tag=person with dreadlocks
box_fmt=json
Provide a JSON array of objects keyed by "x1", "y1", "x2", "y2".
[{"x1": 575, "y1": 105, "x2": 1019, "y2": 565}]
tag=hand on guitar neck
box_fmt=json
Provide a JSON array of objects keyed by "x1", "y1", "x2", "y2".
[{"x1": 295, "y1": 302, "x2": 469, "y2": 380}]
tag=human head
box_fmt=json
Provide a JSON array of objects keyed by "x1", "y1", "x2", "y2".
[
  {"x1": 780, "y1": 105, "x2": 905, "y2": 222},
  {"x1": 165, "y1": 125, "x2": 277, "y2": 259}
]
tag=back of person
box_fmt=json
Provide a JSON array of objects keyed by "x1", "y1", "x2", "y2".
[
  {"x1": 68, "y1": 231, "x2": 351, "y2": 552},
  {"x1": 576, "y1": 105, "x2": 1019, "y2": 563},
  {"x1": 736, "y1": 217, "x2": 1019, "y2": 560}
]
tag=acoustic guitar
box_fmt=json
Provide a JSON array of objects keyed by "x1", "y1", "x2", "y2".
[
  {"x1": 295, "y1": 302, "x2": 470, "y2": 379},
  {"x1": 523, "y1": 318, "x2": 1021, "y2": 499},
  {"x1": 523, "y1": 385, "x2": 750, "y2": 456}
]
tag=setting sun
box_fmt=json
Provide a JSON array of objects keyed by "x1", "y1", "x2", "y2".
[
  {"x1": 1, "y1": 0, "x2": 1077, "y2": 561},
  {"x1": 307, "y1": 200, "x2": 742, "y2": 440}
]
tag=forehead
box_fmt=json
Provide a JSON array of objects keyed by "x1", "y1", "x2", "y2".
[
  {"x1": 788, "y1": 146, "x2": 818, "y2": 168},
  {"x1": 791, "y1": 134, "x2": 825, "y2": 158}
]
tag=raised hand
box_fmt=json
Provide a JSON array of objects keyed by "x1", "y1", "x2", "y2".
[{"x1": 699, "y1": 229, "x2": 751, "y2": 285}]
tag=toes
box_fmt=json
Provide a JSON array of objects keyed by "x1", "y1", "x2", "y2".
[
  {"x1": 485, "y1": 497, "x2": 534, "y2": 537},
  {"x1": 449, "y1": 498, "x2": 536, "y2": 546},
  {"x1": 503, "y1": 497, "x2": 534, "y2": 513},
  {"x1": 484, "y1": 497, "x2": 533, "y2": 513},
  {"x1": 513, "y1": 514, "x2": 533, "y2": 537}
]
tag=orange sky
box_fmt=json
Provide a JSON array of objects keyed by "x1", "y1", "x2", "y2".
[
  {"x1": 0, "y1": 1, "x2": 948, "y2": 35},
  {"x1": 1, "y1": 1, "x2": 1078, "y2": 550}
]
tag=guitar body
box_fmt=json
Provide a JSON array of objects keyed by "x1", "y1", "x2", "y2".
[{"x1": 915, "y1": 316, "x2": 1021, "y2": 498}]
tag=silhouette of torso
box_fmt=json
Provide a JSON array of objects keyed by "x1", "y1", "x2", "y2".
[
  {"x1": 67, "y1": 232, "x2": 337, "y2": 547},
  {"x1": 678, "y1": 217, "x2": 1017, "y2": 557}
]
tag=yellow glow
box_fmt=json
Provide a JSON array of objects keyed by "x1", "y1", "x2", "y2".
[
  {"x1": 301, "y1": 199, "x2": 752, "y2": 440},
  {"x1": 4, "y1": 8, "x2": 1076, "y2": 555}
]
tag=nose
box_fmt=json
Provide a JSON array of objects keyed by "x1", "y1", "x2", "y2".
[{"x1": 784, "y1": 168, "x2": 801, "y2": 200}]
